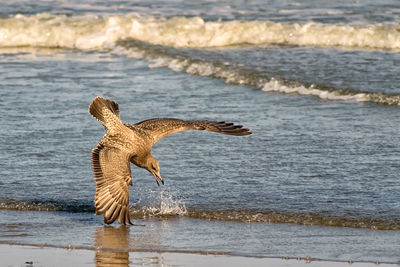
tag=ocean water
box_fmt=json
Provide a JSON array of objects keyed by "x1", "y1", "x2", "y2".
[{"x1": 0, "y1": 0, "x2": 399, "y2": 264}]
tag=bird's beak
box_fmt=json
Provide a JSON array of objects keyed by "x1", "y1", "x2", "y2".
[{"x1": 152, "y1": 171, "x2": 164, "y2": 186}]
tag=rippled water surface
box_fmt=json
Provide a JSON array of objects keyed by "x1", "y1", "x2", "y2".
[{"x1": 0, "y1": 0, "x2": 399, "y2": 263}]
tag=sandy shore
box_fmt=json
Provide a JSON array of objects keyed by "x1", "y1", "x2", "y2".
[{"x1": 0, "y1": 244, "x2": 396, "y2": 267}]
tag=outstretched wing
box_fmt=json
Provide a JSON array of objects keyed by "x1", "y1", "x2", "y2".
[
  {"x1": 125, "y1": 118, "x2": 251, "y2": 146},
  {"x1": 92, "y1": 142, "x2": 133, "y2": 225}
]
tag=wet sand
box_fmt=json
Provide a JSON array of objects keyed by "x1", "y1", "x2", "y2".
[{"x1": 1, "y1": 244, "x2": 396, "y2": 267}]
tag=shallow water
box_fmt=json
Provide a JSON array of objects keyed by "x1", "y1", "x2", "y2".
[
  {"x1": 0, "y1": 0, "x2": 399, "y2": 263},
  {"x1": 1, "y1": 210, "x2": 399, "y2": 263}
]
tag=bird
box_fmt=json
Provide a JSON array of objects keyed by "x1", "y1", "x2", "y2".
[{"x1": 89, "y1": 96, "x2": 252, "y2": 225}]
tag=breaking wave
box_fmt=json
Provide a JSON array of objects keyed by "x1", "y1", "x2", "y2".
[
  {"x1": 1, "y1": 13, "x2": 400, "y2": 50},
  {"x1": 114, "y1": 39, "x2": 400, "y2": 106},
  {"x1": 1, "y1": 13, "x2": 400, "y2": 105}
]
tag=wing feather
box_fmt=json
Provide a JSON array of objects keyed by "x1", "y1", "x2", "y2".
[
  {"x1": 125, "y1": 118, "x2": 251, "y2": 146},
  {"x1": 91, "y1": 142, "x2": 133, "y2": 225}
]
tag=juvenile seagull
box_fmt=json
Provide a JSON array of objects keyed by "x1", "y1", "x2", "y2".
[{"x1": 89, "y1": 96, "x2": 251, "y2": 225}]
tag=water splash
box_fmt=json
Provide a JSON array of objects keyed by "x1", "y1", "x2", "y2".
[{"x1": 131, "y1": 190, "x2": 187, "y2": 218}]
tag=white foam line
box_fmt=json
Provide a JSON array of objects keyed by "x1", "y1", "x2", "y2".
[
  {"x1": 262, "y1": 79, "x2": 370, "y2": 102},
  {"x1": 113, "y1": 45, "x2": 400, "y2": 105}
]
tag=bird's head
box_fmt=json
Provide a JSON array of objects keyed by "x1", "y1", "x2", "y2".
[{"x1": 146, "y1": 156, "x2": 163, "y2": 186}]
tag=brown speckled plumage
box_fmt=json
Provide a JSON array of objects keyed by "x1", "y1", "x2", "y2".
[{"x1": 89, "y1": 96, "x2": 252, "y2": 225}]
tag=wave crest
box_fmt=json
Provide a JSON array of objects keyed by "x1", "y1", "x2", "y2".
[
  {"x1": 114, "y1": 39, "x2": 400, "y2": 106},
  {"x1": 1, "y1": 13, "x2": 400, "y2": 50}
]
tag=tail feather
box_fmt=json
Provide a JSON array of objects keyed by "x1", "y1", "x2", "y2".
[{"x1": 89, "y1": 96, "x2": 121, "y2": 128}]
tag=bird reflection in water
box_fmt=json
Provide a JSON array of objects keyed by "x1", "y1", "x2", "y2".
[{"x1": 94, "y1": 226, "x2": 130, "y2": 267}]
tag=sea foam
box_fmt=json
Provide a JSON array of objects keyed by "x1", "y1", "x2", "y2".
[
  {"x1": 113, "y1": 43, "x2": 400, "y2": 106},
  {"x1": 1, "y1": 13, "x2": 400, "y2": 50},
  {"x1": 2, "y1": 13, "x2": 400, "y2": 106},
  {"x1": 262, "y1": 79, "x2": 370, "y2": 102}
]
